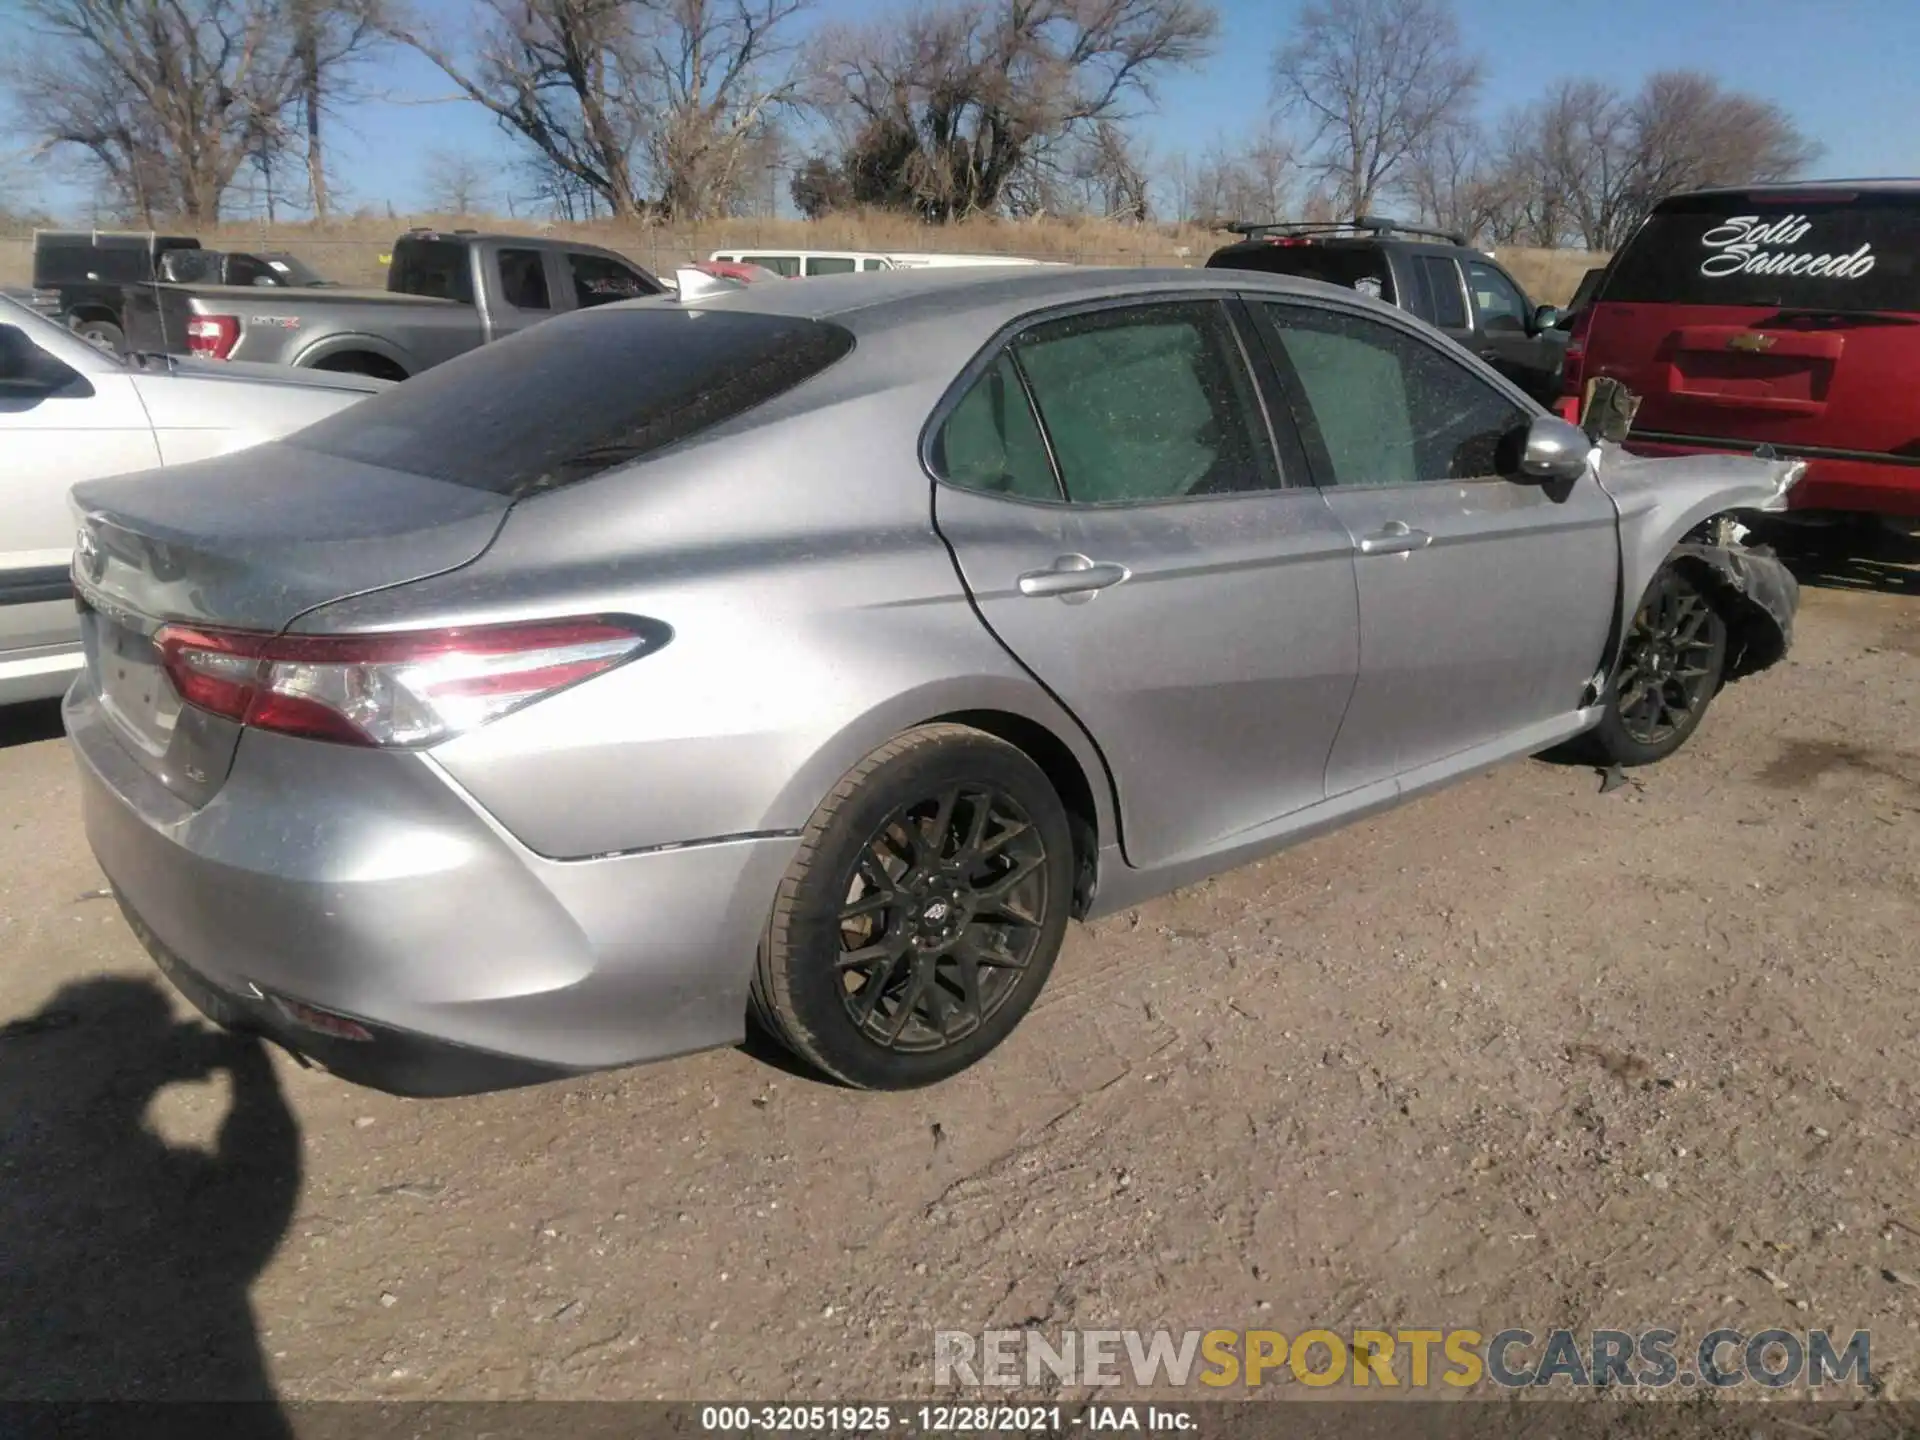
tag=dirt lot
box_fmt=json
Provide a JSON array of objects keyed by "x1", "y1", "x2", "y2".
[{"x1": 2, "y1": 538, "x2": 1916, "y2": 1410}]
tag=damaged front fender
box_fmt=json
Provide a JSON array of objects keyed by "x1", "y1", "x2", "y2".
[
  {"x1": 1592, "y1": 440, "x2": 1806, "y2": 682},
  {"x1": 1666, "y1": 540, "x2": 1800, "y2": 680}
]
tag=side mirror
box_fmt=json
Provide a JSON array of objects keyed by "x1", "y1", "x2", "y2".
[
  {"x1": 0, "y1": 324, "x2": 84, "y2": 398},
  {"x1": 1531, "y1": 304, "x2": 1561, "y2": 334},
  {"x1": 252, "y1": 275, "x2": 278, "y2": 286},
  {"x1": 1516, "y1": 414, "x2": 1591, "y2": 484}
]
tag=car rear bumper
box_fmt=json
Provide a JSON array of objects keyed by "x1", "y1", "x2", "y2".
[
  {"x1": 66, "y1": 676, "x2": 800, "y2": 1096},
  {"x1": 1626, "y1": 436, "x2": 1920, "y2": 519}
]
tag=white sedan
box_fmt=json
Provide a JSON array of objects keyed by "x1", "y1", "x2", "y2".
[{"x1": 0, "y1": 294, "x2": 387, "y2": 705}]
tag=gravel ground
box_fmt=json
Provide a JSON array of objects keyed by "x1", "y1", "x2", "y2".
[{"x1": 2, "y1": 536, "x2": 1916, "y2": 1411}]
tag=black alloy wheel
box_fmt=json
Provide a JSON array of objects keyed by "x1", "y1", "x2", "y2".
[
  {"x1": 834, "y1": 784, "x2": 1049, "y2": 1053},
  {"x1": 752, "y1": 724, "x2": 1074, "y2": 1090}
]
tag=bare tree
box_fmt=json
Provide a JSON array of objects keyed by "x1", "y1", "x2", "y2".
[
  {"x1": 1403, "y1": 119, "x2": 1519, "y2": 243},
  {"x1": 1177, "y1": 127, "x2": 1293, "y2": 227},
  {"x1": 810, "y1": 0, "x2": 1216, "y2": 221},
  {"x1": 1493, "y1": 70, "x2": 1820, "y2": 250},
  {"x1": 424, "y1": 148, "x2": 490, "y2": 213},
  {"x1": 388, "y1": 0, "x2": 808, "y2": 220},
  {"x1": 11, "y1": 0, "x2": 382, "y2": 223},
  {"x1": 1271, "y1": 0, "x2": 1480, "y2": 221}
]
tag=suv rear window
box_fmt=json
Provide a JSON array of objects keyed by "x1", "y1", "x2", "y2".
[
  {"x1": 286, "y1": 308, "x2": 855, "y2": 496},
  {"x1": 1604, "y1": 192, "x2": 1920, "y2": 312},
  {"x1": 1209, "y1": 243, "x2": 1395, "y2": 303}
]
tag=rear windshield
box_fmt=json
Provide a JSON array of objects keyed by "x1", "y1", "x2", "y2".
[
  {"x1": 1604, "y1": 192, "x2": 1920, "y2": 312},
  {"x1": 1210, "y1": 243, "x2": 1394, "y2": 302},
  {"x1": 286, "y1": 306, "x2": 855, "y2": 496}
]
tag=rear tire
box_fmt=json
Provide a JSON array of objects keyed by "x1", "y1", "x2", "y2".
[
  {"x1": 1587, "y1": 562, "x2": 1729, "y2": 766},
  {"x1": 751, "y1": 725, "x2": 1074, "y2": 1090},
  {"x1": 74, "y1": 318, "x2": 125, "y2": 356}
]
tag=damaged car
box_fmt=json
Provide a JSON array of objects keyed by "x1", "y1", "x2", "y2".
[{"x1": 65, "y1": 266, "x2": 1800, "y2": 1098}]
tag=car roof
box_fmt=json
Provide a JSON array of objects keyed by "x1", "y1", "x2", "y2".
[
  {"x1": 655, "y1": 263, "x2": 1355, "y2": 327},
  {"x1": 1669, "y1": 177, "x2": 1920, "y2": 198}
]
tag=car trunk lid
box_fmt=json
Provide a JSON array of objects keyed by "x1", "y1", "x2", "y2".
[
  {"x1": 1587, "y1": 189, "x2": 1920, "y2": 460},
  {"x1": 72, "y1": 441, "x2": 511, "y2": 806}
]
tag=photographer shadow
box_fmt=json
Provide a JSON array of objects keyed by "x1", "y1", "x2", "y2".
[{"x1": 0, "y1": 975, "x2": 301, "y2": 1426}]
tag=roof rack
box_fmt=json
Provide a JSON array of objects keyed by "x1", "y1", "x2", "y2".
[{"x1": 1226, "y1": 215, "x2": 1468, "y2": 248}]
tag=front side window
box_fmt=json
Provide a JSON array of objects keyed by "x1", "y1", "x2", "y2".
[
  {"x1": 568, "y1": 252, "x2": 655, "y2": 307},
  {"x1": 498, "y1": 249, "x2": 551, "y2": 311},
  {"x1": 1262, "y1": 303, "x2": 1529, "y2": 487},
  {"x1": 1009, "y1": 302, "x2": 1279, "y2": 504},
  {"x1": 862, "y1": 258, "x2": 887, "y2": 272},
  {"x1": 1466, "y1": 260, "x2": 1529, "y2": 332},
  {"x1": 931, "y1": 354, "x2": 1059, "y2": 501}
]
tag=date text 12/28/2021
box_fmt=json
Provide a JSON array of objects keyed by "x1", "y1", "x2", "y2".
[{"x1": 698, "y1": 1405, "x2": 1187, "y2": 1433}]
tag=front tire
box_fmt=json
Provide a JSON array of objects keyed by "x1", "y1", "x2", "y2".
[
  {"x1": 751, "y1": 724, "x2": 1074, "y2": 1090},
  {"x1": 1588, "y1": 562, "x2": 1729, "y2": 766}
]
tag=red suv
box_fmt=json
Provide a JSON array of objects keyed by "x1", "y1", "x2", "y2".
[{"x1": 1565, "y1": 180, "x2": 1920, "y2": 520}]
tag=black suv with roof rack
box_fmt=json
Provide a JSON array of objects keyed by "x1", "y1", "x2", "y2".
[{"x1": 1206, "y1": 217, "x2": 1569, "y2": 405}]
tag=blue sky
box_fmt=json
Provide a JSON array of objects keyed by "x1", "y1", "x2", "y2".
[{"x1": 15, "y1": 0, "x2": 1915, "y2": 218}]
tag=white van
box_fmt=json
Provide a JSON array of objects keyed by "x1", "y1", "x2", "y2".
[{"x1": 707, "y1": 249, "x2": 1058, "y2": 277}]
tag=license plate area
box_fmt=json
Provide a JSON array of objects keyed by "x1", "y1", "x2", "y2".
[{"x1": 84, "y1": 610, "x2": 183, "y2": 761}]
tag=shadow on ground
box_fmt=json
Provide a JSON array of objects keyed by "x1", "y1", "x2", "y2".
[
  {"x1": 0, "y1": 975, "x2": 300, "y2": 1427},
  {"x1": 1766, "y1": 521, "x2": 1920, "y2": 596},
  {"x1": 0, "y1": 697, "x2": 64, "y2": 750}
]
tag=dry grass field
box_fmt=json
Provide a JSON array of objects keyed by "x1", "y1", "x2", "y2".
[{"x1": 0, "y1": 211, "x2": 1606, "y2": 303}]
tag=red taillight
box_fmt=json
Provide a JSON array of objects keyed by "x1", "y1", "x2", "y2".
[
  {"x1": 155, "y1": 618, "x2": 658, "y2": 747},
  {"x1": 1266, "y1": 236, "x2": 1315, "y2": 247},
  {"x1": 1559, "y1": 306, "x2": 1595, "y2": 402},
  {"x1": 185, "y1": 315, "x2": 239, "y2": 360}
]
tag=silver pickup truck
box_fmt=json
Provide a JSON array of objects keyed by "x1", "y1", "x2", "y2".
[{"x1": 122, "y1": 230, "x2": 666, "y2": 379}]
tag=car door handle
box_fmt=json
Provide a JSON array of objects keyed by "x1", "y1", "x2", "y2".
[
  {"x1": 1357, "y1": 521, "x2": 1432, "y2": 556},
  {"x1": 1017, "y1": 555, "x2": 1131, "y2": 599}
]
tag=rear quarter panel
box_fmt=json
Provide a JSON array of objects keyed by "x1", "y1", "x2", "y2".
[{"x1": 299, "y1": 336, "x2": 1119, "y2": 863}]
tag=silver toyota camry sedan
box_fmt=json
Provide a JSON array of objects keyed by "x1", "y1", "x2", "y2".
[{"x1": 66, "y1": 266, "x2": 1802, "y2": 1095}]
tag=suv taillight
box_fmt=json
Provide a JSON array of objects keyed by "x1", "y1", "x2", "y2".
[
  {"x1": 185, "y1": 315, "x2": 239, "y2": 359},
  {"x1": 1551, "y1": 305, "x2": 1597, "y2": 416},
  {"x1": 156, "y1": 618, "x2": 660, "y2": 747}
]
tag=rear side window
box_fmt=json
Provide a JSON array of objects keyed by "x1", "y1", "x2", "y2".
[
  {"x1": 932, "y1": 355, "x2": 1059, "y2": 501},
  {"x1": 1606, "y1": 193, "x2": 1920, "y2": 311},
  {"x1": 1010, "y1": 301, "x2": 1279, "y2": 503},
  {"x1": 286, "y1": 308, "x2": 855, "y2": 496},
  {"x1": 498, "y1": 249, "x2": 551, "y2": 310},
  {"x1": 389, "y1": 239, "x2": 475, "y2": 304},
  {"x1": 806, "y1": 257, "x2": 857, "y2": 276},
  {"x1": 1419, "y1": 257, "x2": 1468, "y2": 328},
  {"x1": 742, "y1": 254, "x2": 801, "y2": 277}
]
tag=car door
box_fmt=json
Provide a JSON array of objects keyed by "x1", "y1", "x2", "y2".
[
  {"x1": 931, "y1": 296, "x2": 1361, "y2": 870},
  {"x1": 1464, "y1": 257, "x2": 1560, "y2": 401},
  {"x1": 1, "y1": 325, "x2": 159, "y2": 676},
  {"x1": 1247, "y1": 298, "x2": 1618, "y2": 795}
]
